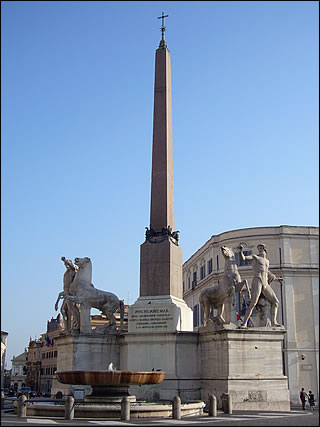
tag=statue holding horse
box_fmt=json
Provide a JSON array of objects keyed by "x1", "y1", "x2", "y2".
[
  {"x1": 199, "y1": 246, "x2": 251, "y2": 327},
  {"x1": 55, "y1": 257, "x2": 80, "y2": 333}
]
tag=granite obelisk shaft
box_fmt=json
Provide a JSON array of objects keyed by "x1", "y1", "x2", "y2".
[
  {"x1": 140, "y1": 44, "x2": 182, "y2": 299},
  {"x1": 150, "y1": 47, "x2": 174, "y2": 232}
]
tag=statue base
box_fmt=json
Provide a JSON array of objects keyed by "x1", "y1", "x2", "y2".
[
  {"x1": 51, "y1": 332, "x2": 120, "y2": 398},
  {"x1": 199, "y1": 326, "x2": 290, "y2": 411}
]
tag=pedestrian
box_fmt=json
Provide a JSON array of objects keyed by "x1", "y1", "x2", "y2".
[
  {"x1": 300, "y1": 387, "x2": 307, "y2": 410},
  {"x1": 308, "y1": 390, "x2": 315, "y2": 411}
]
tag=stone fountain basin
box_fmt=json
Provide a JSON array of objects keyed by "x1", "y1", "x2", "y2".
[{"x1": 55, "y1": 370, "x2": 165, "y2": 386}]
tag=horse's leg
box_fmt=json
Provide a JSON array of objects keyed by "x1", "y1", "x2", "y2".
[
  {"x1": 216, "y1": 304, "x2": 225, "y2": 324},
  {"x1": 244, "y1": 279, "x2": 251, "y2": 299},
  {"x1": 67, "y1": 301, "x2": 79, "y2": 332},
  {"x1": 55, "y1": 291, "x2": 64, "y2": 311},
  {"x1": 101, "y1": 299, "x2": 120, "y2": 329},
  {"x1": 202, "y1": 302, "x2": 210, "y2": 327},
  {"x1": 103, "y1": 312, "x2": 116, "y2": 329},
  {"x1": 62, "y1": 302, "x2": 71, "y2": 332}
]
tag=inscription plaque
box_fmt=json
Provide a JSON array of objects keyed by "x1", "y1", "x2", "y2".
[{"x1": 128, "y1": 305, "x2": 176, "y2": 332}]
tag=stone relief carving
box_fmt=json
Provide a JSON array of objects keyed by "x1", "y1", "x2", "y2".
[
  {"x1": 238, "y1": 243, "x2": 283, "y2": 328},
  {"x1": 199, "y1": 246, "x2": 251, "y2": 326},
  {"x1": 56, "y1": 256, "x2": 124, "y2": 334}
]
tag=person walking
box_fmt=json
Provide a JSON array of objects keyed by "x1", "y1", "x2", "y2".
[
  {"x1": 308, "y1": 390, "x2": 315, "y2": 411},
  {"x1": 300, "y1": 387, "x2": 307, "y2": 410}
]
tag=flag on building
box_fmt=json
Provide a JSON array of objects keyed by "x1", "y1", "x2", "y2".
[
  {"x1": 242, "y1": 295, "x2": 248, "y2": 311},
  {"x1": 242, "y1": 295, "x2": 251, "y2": 326},
  {"x1": 45, "y1": 335, "x2": 52, "y2": 347}
]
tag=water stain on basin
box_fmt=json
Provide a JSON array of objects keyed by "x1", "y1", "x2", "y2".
[{"x1": 55, "y1": 370, "x2": 165, "y2": 386}]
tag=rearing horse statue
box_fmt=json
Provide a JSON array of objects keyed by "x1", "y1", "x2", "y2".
[{"x1": 60, "y1": 257, "x2": 124, "y2": 334}]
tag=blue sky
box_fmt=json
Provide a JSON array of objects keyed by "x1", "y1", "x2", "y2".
[{"x1": 1, "y1": 1, "x2": 318, "y2": 368}]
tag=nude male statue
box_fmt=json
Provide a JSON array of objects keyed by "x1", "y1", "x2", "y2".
[
  {"x1": 55, "y1": 257, "x2": 80, "y2": 332},
  {"x1": 238, "y1": 243, "x2": 283, "y2": 328}
]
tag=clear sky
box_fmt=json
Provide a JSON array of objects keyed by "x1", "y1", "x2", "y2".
[{"x1": 1, "y1": 1, "x2": 318, "y2": 368}]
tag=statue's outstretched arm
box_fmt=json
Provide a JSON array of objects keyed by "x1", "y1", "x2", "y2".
[
  {"x1": 238, "y1": 244, "x2": 253, "y2": 262},
  {"x1": 61, "y1": 256, "x2": 76, "y2": 271},
  {"x1": 268, "y1": 272, "x2": 283, "y2": 283}
]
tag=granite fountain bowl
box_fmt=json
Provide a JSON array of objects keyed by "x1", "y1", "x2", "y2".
[{"x1": 55, "y1": 370, "x2": 165, "y2": 386}]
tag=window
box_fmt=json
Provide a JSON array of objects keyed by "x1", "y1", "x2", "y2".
[
  {"x1": 207, "y1": 258, "x2": 213, "y2": 274},
  {"x1": 216, "y1": 255, "x2": 219, "y2": 271},
  {"x1": 235, "y1": 250, "x2": 252, "y2": 266},
  {"x1": 200, "y1": 265, "x2": 206, "y2": 280},
  {"x1": 193, "y1": 304, "x2": 199, "y2": 328},
  {"x1": 192, "y1": 271, "x2": 197, "y2": 288},
  {"x1": 200, "y1": 305, "x2": 204, "y2": 325},
  {"x1": 188, "y1": 277, "x2": 190, "y2": 289}
]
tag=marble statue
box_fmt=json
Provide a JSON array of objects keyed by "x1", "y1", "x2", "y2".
[
  {"x1": 63, "y1": 257, "x2": 124, "y2": 333},
  {"x1": 255, "y1": 295, "x2": 272, "y2": 327},
  {"x1": 107, "y1": 362, "x2": 116, "y2": 371},
  {"x1": 55, "y1": 257, "x2": 80, "y2": 333},
  {"x1": 238, "y1": 243, "x2": 283, "y2": 328},
  {"x1": 199, "y1": 246, "x2": 251, "y2": 326}
]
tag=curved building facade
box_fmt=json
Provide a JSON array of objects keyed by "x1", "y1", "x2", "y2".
[{"x1": 182, "y1": 225, "x2": 319, "y2": 405}]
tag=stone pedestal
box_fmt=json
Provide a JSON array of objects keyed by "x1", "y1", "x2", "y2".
[
  {"x1": 51, "y1": 332, "x2": 120, "y2": 397},
  {"x1": 128, "y1": 295, "x2": 193, "y2": 333},
  {"x1": 120, "y1": 331, "x2": 200, "y2": 401},
  {"x1": 124, "y1": 293, "x2": 198, "y2": 400},
  {"x1": 140, "y1": 238, "x2": 183, "y2": 299},
  {"x1": 199, "y1": 326, "x2": 290, "y2": 411}
]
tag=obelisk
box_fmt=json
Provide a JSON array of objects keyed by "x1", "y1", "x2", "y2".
[
  {"x1": 149, "y1": 14, "x2": 174, "y2": 235},
  {"x1": 128, "y1": 13, "x2": 193, "y2": 332},
  {"x1": 123, "y1": 16, "x2": 201, "y2": 401}
]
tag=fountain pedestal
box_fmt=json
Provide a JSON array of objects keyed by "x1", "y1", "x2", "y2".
[
  {"x1": 85, "y1": 385, "x2": 136, "y2": 403},
  {"x1": 55, "y1": 370, "x2": 165, "y2": 404},
  {"x1": 51, "y1": 332, "x2": 120, "y2": 397}
]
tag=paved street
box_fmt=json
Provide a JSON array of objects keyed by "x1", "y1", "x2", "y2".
[{"x1": 1, "y1": 407, "x2": 318, "y2": 426}]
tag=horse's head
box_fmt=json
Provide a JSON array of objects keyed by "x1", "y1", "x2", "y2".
[
  {"x1": 221, "y1": 246, "x2": 235, "y2": 260},
  {"x1": 74, "y1": 257, "x2": 91, "y2": 268}
]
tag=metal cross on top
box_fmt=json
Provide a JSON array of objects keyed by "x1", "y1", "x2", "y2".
[{"x1": 158, "y1": 12, "x2": 168, "y2": 48}]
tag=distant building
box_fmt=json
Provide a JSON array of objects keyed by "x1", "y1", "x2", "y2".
[
  {"x1": 182, "y1": 225, "x2": 319, "y2": 405},
  {"x1": 91, "y1": 304, "x2": 129, "y2": 332},
  {"x1": 39, "y1": 315, "x2": 63, "y2": 395},
  {"x1": 1, "y1": 331, "x2": 8, "y2": 389},
  {"x1": 26, "y1": 338, "x2": 42, "y2": 393},
  {"x1": 3, "y1": 369, "x2": 11, "y2": 392},
  {"x1": 11, "y1": 350, "x2": 27, "y2": 393}
]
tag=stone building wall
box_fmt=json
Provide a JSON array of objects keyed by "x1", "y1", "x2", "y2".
[{"x1": 183, "y1": 225, "x2": 319, "y2": 405}]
